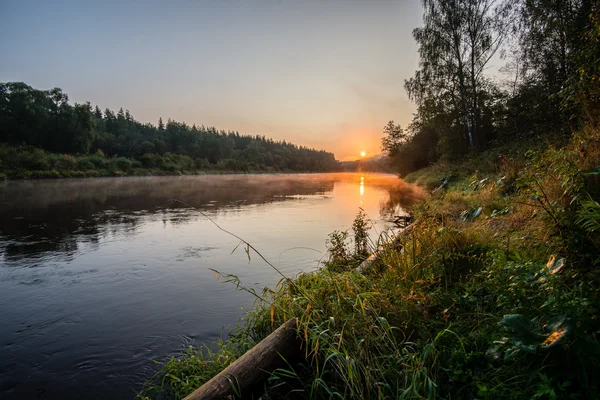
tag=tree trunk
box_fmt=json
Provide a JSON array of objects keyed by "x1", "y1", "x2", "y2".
[
  {"x1": 183, "y1": 318, "x2": 301, "y2": 400},
  {"x1": 454, "y1": 29, "x2": 474, "y2": 151}
]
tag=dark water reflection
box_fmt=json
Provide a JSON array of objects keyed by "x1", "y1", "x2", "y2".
[{"x1": 0, "y1": 173, "x2": 423, "y2": 399}]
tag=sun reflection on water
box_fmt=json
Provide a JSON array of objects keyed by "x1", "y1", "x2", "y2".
[{"x1": 360, "y1": 175, "x2": 365, "y2": 196}]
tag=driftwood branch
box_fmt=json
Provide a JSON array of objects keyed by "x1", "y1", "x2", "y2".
[
  {"x1": 392, "y1": 214, "x2": 413, "y2": 227},
  {"x1": 356, "y1": 222, "x2": 415, "y2": 274},
  {"x1": 183, "y1": 318, "x2": 301, "y2": 400},
  {"x1": 431, "y1": 179, "x2": 448, "y2": 194}
]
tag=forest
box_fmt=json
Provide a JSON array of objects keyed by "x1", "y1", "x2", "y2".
[
  {"x1": 0, "y1": 83, "x2": 340, "y2": 179},
  {"x1": 382, "y1": 0, "x2": 599, "y2": 176}
]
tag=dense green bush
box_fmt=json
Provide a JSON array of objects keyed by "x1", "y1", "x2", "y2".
[
  {"x1": 110, "y1": 157, "x2": 137, "y2": 171},
  {"x1": 139, "y1": 153, "x2": 162, "y2": 168},
  {"x1": 53, "y1": 154, "x2": 77, "y2": 170},
  {"x1": 195, "y1": 158, "x2": 210, "y2": 169},
  {"x1": 17, "y1": 147, "x2": 50, "y2": 170},
  {"x1": 82, "y1": 154, "x2": 107, "y2": 169}
]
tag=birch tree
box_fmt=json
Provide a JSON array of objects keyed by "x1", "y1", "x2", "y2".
[{"x1": 406, "y1": 0, "x2": 510, "y2": 151}]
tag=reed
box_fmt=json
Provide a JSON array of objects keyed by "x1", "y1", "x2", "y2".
[{"x1": 138, "y1": 127, "x2": 600, "y2": 400}]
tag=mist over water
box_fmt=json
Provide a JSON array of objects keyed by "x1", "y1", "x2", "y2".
[{"x1": 0, "y1": 173, "x2": 423, "y2": 399}]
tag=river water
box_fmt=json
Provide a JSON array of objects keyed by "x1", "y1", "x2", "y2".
[{"x1": 0, "y1": 173, "x2": 423, "y2": 399}]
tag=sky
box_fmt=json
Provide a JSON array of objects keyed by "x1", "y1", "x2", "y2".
[{"x1": 0, "y1": 0, "x2": 423, "y2": 161}]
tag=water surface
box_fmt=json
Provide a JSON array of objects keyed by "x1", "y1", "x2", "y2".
[{"x1": 0, "y1": 173, "x2": 423, "y2": 399}]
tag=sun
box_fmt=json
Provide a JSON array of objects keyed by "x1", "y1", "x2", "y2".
[{"x1": 360, "y1": 151, "x2": 366, "y2": 157}]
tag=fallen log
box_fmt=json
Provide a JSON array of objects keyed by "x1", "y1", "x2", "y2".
[
  {"x1": 392, "y1": 214, "x2": 413, "y2": 227},
  {"x1": 185, "y1": 220, "x2": 416, "y2": 398},
  {"x1": 183, "y1": 318, "x2": 300, "y2": 400},
  {"x1": 431, "y1": 178, "x2": 448, "y2": 194},
  {"x1": 356, "y1": 222, "x2": 415, "y2": 274}
]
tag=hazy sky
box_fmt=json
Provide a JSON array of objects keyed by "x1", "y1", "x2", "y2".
[{"x1": 1, "y1": 0, "x2": 423, "y2": 160}]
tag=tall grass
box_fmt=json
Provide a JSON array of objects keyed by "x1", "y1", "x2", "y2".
[{"x1": 139, "y1": 126, "x2": 600, "y2": 400}]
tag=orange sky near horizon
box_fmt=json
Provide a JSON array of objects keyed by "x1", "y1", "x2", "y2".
[
  {"x1": 333, "y1": 127, "x2": 387, "y2": 161},
  {"x1": 1, "y1": 1, "x2": 423, "y2": 161}
]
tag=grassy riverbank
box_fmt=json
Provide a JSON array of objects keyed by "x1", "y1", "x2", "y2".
[
  {"x1": 138, "y1": 127, "x2": 600, "y2": 399},
  {"x1": 0, "y1": 145, "x2": 334, "y2": 180}
]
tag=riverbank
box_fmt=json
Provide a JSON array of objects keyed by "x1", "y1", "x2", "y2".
[
  {"x1": 138, "y1": 127, "x2": 600, "y2": 399},
  {"x1": 0, "y1": 167, "x2": 314, "y2": 180},
  {"x1": 0, "y1": 145, "x2": 342, "y2": 181}
]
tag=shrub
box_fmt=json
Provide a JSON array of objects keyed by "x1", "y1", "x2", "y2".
[
  {"x1": 76, "y1": 158, "x2": 96, "y2": 170},
  {"x1": 140, "y1": 153, "x2": 162, "y2": 168},
  {"x1": 86, "y1": 155, "x2": 108, "y2": 169},
  {"x1": 195, "y1": 158, "x2": 210, "y2": 169},
  {"x1": 110, "y1": 157, "x2": 138, "y2": 171},
  {"x1": 325, "y1": 230, "x2": 350, "y2": 264},
  {"x1": 162, "y1": 161, "x2": 180, "y2": 172},
  {"x1": 352, "y1": 210, "x2": 371, "y2": 257},
  {"x1": 83, "y1": 169, "x2": 104, "y2": 178},
  {"x1": 53, "y1": 154, "x2": 77, "y2": 170},
  {"x1": 17, "y1": 148, "x2": 49, "y2": 170},
  {"x1": 132, "y1": 168, "x2": 151, "y2": 176},
  {"x1": 22, "y1": 170, "x2": 60, "y2": 179},
  {"x1": 164, "y1": 153, "x2": 194, "y2": 171},
  {"x1": 110, "y1": 169, "x2": 126, "y2": 177}
]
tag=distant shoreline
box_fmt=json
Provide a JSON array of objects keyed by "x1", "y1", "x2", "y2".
[{"x1": 0, "y1": 169, "x2": 397, "y2": 182}]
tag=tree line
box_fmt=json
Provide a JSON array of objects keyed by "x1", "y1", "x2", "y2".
[
  {"x1": 0, "y1": 82, "x2": 340, "y2": 178},
  {"x1": 383, "y1": 0, "x2": 600, "y2": 176}
]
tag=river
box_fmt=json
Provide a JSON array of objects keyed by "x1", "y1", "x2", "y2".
[{"x1": 0, "y1": 173, "x2": 423, "y2": 399}]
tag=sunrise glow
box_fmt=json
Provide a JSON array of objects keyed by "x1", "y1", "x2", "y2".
[{"x1": 360, "y1": 151, "x2": 366, "y2": 157}]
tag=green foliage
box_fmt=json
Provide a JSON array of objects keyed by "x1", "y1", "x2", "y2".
[
  {"x1": 140, "y1": 125, "x2": 600, "y2": 399},
  {"x1": 136, "y1": 341, "x2": 255, "y2": 400},
  {"x1": 577, "y1": 197, "x2": 600, "y2": 233},
  {"x1": 0, "y1": 142, "x2": 335, "y2": 179},
  {"x1": 325, "y1": 230, "x2": 350, "y2": 266},
  {"x1": 111, "y1": 156, "x2": 137, "y2": 171},
  {"x1": 383, "y1": 0, "x2": 598, "y2": 178},
  {"x1": 352, "y1": 210, "x2": 371, "y2": 257},
  {"x1": 381, "y1": 121, "x2": 408, "y2": 156},
  {"x1": 323, "y1": 210, "x2": 373, "y2": 272},
  {"x1": 497, "y1": 314, "x2": 573, "y2": 354},
  {"x1": 0, "y1": 82, "x2": 341, "y2": 178}
]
